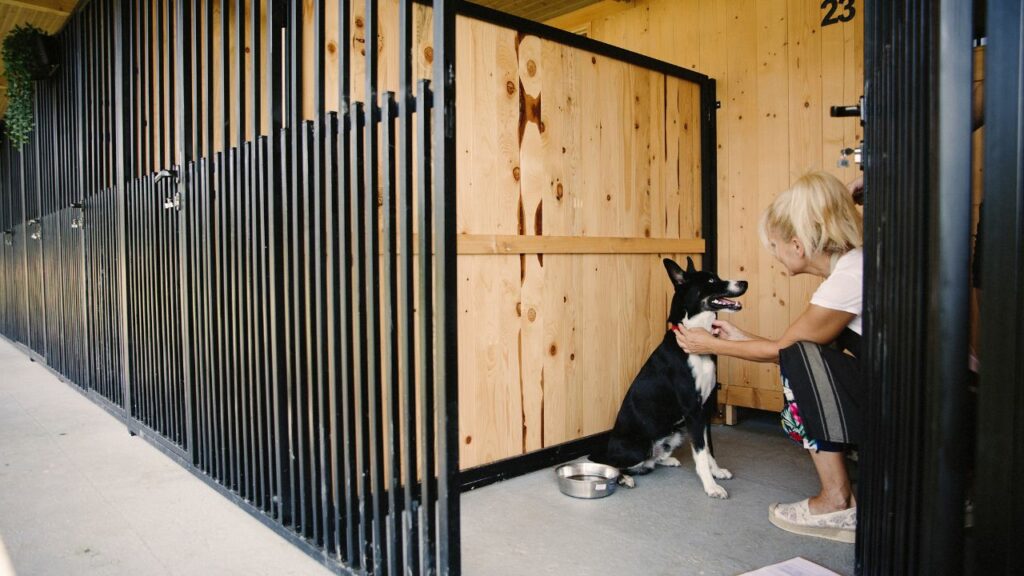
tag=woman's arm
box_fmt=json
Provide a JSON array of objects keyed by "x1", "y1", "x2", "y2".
[{"x1": 675, "y1": 304, "x2": 856, "y2": 363}]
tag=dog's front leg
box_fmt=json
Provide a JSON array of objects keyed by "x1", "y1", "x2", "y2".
[
  {"x1": 704, "y1": 430, "x2": 733, "y2": 480},
  {"x1": 691, "y1": 443, "x2": 728, "y2": 498}
]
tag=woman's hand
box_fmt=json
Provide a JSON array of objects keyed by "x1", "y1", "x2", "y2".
[
  {"x1": 674, "y1": 326, "x2": 719, "y2": 355},
  {"x1": 711, "y1": 319, "x2": 751, "y2": 341}
]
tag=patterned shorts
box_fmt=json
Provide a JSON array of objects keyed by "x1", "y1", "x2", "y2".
[{"x1": 780, "y1": 375, "x2": 843, "y2": 453}]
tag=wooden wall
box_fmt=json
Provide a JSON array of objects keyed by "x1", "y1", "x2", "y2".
[
  {"x1": 550, "y1": 0, "x2": 865, "y2": 415},
  {"x1": 452, "y1": 18, "x2": 706, "y2": 468}
]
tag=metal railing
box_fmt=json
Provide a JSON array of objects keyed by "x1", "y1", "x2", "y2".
[{"x1": 0, "y1": 0, "x2": 459, "y2": 574}]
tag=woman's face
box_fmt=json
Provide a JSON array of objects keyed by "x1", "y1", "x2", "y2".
[{"x1": 767, "y1": 233, "x2": 806, "y2": 276}]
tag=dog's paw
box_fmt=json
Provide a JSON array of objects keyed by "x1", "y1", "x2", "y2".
[
  {"x1": 657, "y1": 456, "x2": 682, "y2": 467},
  {"x1": 618, "y1": 474, "x2": 636, "y2": 488},
  {"x1": 712, "y1": 467, "x2": 733, "y2": 480},
  {"x1": 705, "y1": 484, "x2": 729, "y2": 499}
]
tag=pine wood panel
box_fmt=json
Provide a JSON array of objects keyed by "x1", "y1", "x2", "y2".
[
  {"x1": 556, "y1": 0, "x2": 865, "y2": 414},
  {"x1": 450, "y1": 16, "x2": 705, "y2": 468}
]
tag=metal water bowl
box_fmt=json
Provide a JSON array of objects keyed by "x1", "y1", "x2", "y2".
[{"x1": 555, "y1": 462, "x2": 619, "y2": 499}]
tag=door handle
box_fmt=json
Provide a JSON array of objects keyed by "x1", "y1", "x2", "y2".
[
  {"x1": 154, "y1": 169, "x2": 179, "y2": 185},
  {"x1": 155, "y1": 169, "x2": 181, "y2": 211}
]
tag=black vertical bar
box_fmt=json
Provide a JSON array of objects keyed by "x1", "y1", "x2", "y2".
[
  {"x1": 76, "y1": 8, "x2": 90, "y2": 389},
  {"x1": 245, "y1": 140, "x2": 257, "y2": 502},
  {"x1": 264, "y1": 0, "x2": 289, "y2": 525},
  {"x1": 32, "y1": 85, "x2": 47, "y2": 361},
  {"x1": 221, "y1": 0, "x2": 230, "y2": 154},
  {"x1": 363, "y1": 0, "x2": 384, "y2": 572},
  {"x1": 432, "y1": 0, "x2": 459, "y2": 571},
  {"x1": 146, "y1": 0, "x2": 155, "y2": 174},
  {"x1": 974, "y1": 0, "x2": 1024, "y2": 573},
  {"x1": 700, "y1": 80, "x2": 718, "y2": 274},
  {"x1": 921, "y1": 1, "x2": 972, "y2": 573},
  {"x1": 249, "y1": 0, "x2": 267, "y2": 506},
  {"x1": 350, "y1": 99, "x2": 367, "y2": 571},
  {"x1": 215, "y1": 151, "x2": 227, "y2": 482},
  {"x1": 228, "y1": 145, "x2": 240, "y2": 490},
  {"x1": 311, "y1": 0, "x2": 329, "y2": 552},
  {"x1": 250, "y1": 0, "x2": 260, "y2": 140},
  {"x1": 381, "y1": 92, "x2": 401, "y2": 576},
  {"x1": 83, "y1": 3, "x2": 94, "y2": 395},
  {"x1": 237, "y1": 0, "x2": 246, "y2": 148},
  {"x1": 415, "y1": 79, "x2": 434, "y2": 576},
  {"x1": 324, "y1": 110, "x2": 342, "y2": 557},
  {"x1": 202, "y1": 158, "x2": 215, "y2": 475},
  {"x1": 176, "y1": 0, "x2": 196, "y2": 458},
  {"x1": 156, "y1": 0, "x2": 166, "y2": 170},
  {"x1": 334, "y1": 0, "x2": 355, "y2": 564},
  {"x1": 300, "y1": 121, "x2": 318, "y2": 541},
  {"x1": 286, "y1": 0, "x2": 304, "y2": 533},
  {"x1": 397, "y1": 2, "x2": 418, "y2": 572},
  {"x1": 114, "y1": 0, "x2": 131, "y2": 432},
  {"x1": 256, "y1": 135, "x2": 270, "y2": 511},
  {"x1": 193, "y1": 0, "x2": 203, "y2": 159},
  {"x1": 205, "y1": 0, "x2": 214, "y2": 156}
]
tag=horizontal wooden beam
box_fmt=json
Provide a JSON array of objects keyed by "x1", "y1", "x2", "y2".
[
  {"x1": 721, "y1": 385, "x2": 784, "y2": 413},
  {"x1": 457, "y1": 234, "x2": 705, "y2": 255},
  {"x1": 0, "y1": 0, "x2": 73, "y2": 17}
]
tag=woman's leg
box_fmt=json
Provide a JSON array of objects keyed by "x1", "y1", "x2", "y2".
[{"x1": 807, "y1": 449, "x2": 856, "y2": 514}]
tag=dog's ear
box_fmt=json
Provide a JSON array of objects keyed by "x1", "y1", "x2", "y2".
[
  {"x1": 664, "y1": 258, "x2": 686, "y2": 286},
  {"x1": 685, "y1": 256, "x2": 697, "y2": 274}
]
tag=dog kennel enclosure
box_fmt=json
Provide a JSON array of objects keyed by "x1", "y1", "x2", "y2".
[{"x1": 0, "y1": 0, "x2": 716, "y2": 573}]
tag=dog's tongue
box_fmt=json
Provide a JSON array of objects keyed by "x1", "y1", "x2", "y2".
[{"x1": 713, "y1": 297, "x2": 742, "y2": 310}]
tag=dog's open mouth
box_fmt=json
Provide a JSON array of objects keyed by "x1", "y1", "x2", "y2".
[{"x1": 709, "y1": 297, "x2": 742, "y2": 311}]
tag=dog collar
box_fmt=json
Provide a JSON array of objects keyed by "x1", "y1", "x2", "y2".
[{"x1": 668, "y1": 323, "x2": 681, "y2": 332}]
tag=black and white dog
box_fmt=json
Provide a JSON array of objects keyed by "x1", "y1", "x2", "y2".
[{"x1": 590, "y1": 257, "x2": 747, "y2": 498}]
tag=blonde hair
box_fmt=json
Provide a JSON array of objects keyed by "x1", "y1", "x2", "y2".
[{"x1": 758, "y1": 171, "x2": 863, "y2": 264}]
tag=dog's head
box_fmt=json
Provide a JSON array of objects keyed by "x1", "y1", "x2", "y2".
[{"x1": 663, "y1": 257, "x2": 747, "y2": 324}]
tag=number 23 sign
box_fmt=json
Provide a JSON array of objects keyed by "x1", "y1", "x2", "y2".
[{"x1": 821, "y1": 0, "x2": 856, "y2": 27}]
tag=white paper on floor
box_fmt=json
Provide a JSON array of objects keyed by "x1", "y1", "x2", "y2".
[{"x1": 740, "y1": 556, "x2": 842, "y2": 576}]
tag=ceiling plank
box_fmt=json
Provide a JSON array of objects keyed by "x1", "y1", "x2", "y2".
[{"x1": 0, "y1": 0, "x2": 72, "y2": 18}]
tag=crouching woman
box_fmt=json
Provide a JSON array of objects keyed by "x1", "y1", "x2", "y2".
[{"x1": 675, "y1": 171, "x2": 863, "y2": 544}]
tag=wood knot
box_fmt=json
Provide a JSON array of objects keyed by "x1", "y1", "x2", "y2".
[
  {"x1": 555, "y1": 183, "x2": 563, "y2": 200},
  {"x1": 512, "y1": 167, "x2": 521, "y2": 181},
  {"x1": 526, "y1": 59, "x2": 537, "y2": 77},
  {"x1": 424, "y1": 46, "x2": 434, "y2": 64},
  {"x1": 506, "y1": 80, "x2": 516, "y2": 95}
]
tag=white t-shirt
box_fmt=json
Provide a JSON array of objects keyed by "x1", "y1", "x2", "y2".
[{"x1": 810, "y1": 248, "x2": 863, "y2": 335}]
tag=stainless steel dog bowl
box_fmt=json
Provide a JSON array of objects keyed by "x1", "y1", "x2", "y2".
[{"x1": 555, "y1": 462, "x2": 619, "y2": 499}]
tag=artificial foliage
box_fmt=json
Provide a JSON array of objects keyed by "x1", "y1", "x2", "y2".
[{"x1": 2, "y1": 24, "x2": 54, "y2": 148}]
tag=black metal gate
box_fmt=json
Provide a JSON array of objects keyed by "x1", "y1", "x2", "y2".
[
  {"x1": 859, "y1": 0, "x2": 980, "y2": 574},
  {"x1": 973, "y1": 0, "x2": 1024, "y2": 573},
  {"x1": 0, "y1": 0, "x2": 460, "y2": 573}
]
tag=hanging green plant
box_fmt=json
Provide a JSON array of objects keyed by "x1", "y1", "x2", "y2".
[{"x1": 2, "y1": 24, "x2": 58, "y2": 148}]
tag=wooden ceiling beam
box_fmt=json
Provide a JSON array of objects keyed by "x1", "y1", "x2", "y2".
[{"x1": 0, "y1": 0, "x2": 73, "y2": 17}]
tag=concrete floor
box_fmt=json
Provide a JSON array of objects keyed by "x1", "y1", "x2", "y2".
[
  {"x1": 0, "y1": 334, "x2": 854, "y2": 576},
  {"x1": 461, "y1": 412, "x2": 856, "y2": 576},
  {"x1": 0, "y1": 338, "x2": 333, "y2": 576}
]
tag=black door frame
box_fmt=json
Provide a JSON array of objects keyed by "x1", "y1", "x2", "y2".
[{"x1": 973, "y1": 1, "x2": 1024, "y2": 573}]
